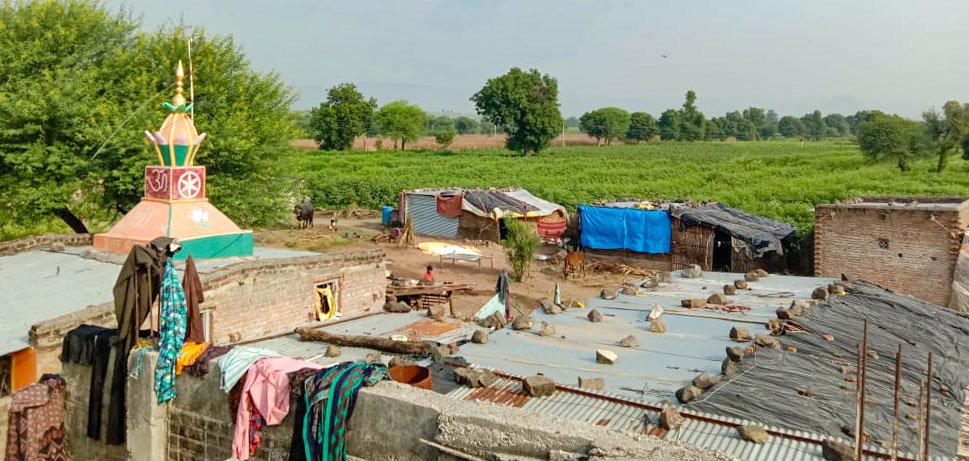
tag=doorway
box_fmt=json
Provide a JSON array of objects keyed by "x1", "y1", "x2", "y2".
[{"x1": 712, "y1": 230, "x2": 731, "y2": 272}]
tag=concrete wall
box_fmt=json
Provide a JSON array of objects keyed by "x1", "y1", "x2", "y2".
[
  {"x1": 814, "y1": 204, "x2": 967, "y2": 306},
  {"x1": 28, "y1": 251, "x2": 386, "y2": 379}
]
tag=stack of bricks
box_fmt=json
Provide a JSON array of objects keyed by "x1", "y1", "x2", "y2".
[{"x1": 814, "y1": 199, "x2": 968, "y2": 307}]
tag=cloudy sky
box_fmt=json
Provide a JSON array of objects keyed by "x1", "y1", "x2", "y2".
[{"x1": 107, "y1": 0, "x2": 969, "y2": 118}]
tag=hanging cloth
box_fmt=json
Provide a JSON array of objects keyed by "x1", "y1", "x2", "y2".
[
  {"x1": 231, "y1": 357, "x2": 325, "y2": 460},
  {"x1": 435, "y1": 193, "x2": 464, "y2": 218},
  {"x1": 60, "y1": 325, "x2": 114, "y2": 440},
  {"x1": 301, "y1": 361, "x2": 388, "y2": 461},
  {"x1": 175, "y1": 341, "x2": 210, "y2": 376},
  {"x1": 5, "y1": 374, "x2": 68, "y2": 461},
  {"x1": 219, "y1": 347, "x2": 282, "y2": 392},
  {"x1": 153, "y1": 258, "x2": 188, "y2": 404},
  {"x1": 107, "y1": 236, "x2": 173, "y2": 444},
  {"x1": 182, "y1": 255, "x2": 206, "y2": 343},
  {"x1": 496, "y1": 269, "x2": 511, "y2": 319}
]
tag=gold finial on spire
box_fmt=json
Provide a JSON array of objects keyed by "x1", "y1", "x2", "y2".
[{"x1": 172, "y1": 60, "x2": 187, "y2": 107}]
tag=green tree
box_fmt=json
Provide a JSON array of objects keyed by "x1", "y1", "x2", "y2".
[
  {"x1": 626, "y1": 112, "x2": 658, "y2": 142},
  {"x1": 309, "y1": 83, "x2": 377, "y2": 151},
  {"x1": 453, "y1": 116, "x2": 478, "y2": 134},
  {"x1": 501, "y1": 218, "x2": 540, "y2": 282},
  {"x1": 761, "y1": 110, "x2": 779, "y2": 138},
  {"x1": 579, "y1": 107, "x2": 630, "y2": 145},
  {"x1": 678, "y1": 90, "x2": 706, "y2": 141},
  {"x1": 564, "y1": 116, "x2": 581, "y2": 132},
  {"x1": 800, "y1": 110, "x2": 826, "y2": 140},
  {"x1": 434, "y1": 125, "x2": 456, "y2": 150},
  {"x1": 658, "y1": 109, "x2": 681, "y2": 140},
  {"x1": 962, "y1": 133, "x2": 969, "y2": 161},
  {"x1": 471, "y1": 67, "x2": 563, "y2": 154},
  {"x1": 922, "y1": 101, "x2": 969, "y2": 172},
  {"x1": 778, "y1": 116, "x2": 803, "y2": 138},
  {"x1": 847, "y1": 110, "x2": 882, "y2": 136},
  {"x1": 0, "y1": 1, "x2": 297, "y2": 232},
  {"x1": 375, "y1": 100, "x2": 426, "y2": 150},
  {"x1": 478, "y1": 117, "x2": 497, "y2": 135},
  {"x1": 722, "y1": 111, "x2": 757, "y2": 140},
  {"x1": 857, "y1": 113, "x2": 924, "y2": 171},
  {"x1": 425, "y1": 115, "x2": 454, "y2": 135},
  {"x1": 823, "y1": 113, "x2": 850, "y2": 137}
]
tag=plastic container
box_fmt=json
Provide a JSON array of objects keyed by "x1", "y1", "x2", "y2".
[
  {"x1": 388, "y1": 365, "x2": 432, "y2": 390},
  {"x1": 381, "y1": 206, "x2": 394, "y2": 226}
]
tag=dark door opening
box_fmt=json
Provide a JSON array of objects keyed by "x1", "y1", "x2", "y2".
[{"x1": 712, "y1": 230, "x2": 731, "y2": 272}]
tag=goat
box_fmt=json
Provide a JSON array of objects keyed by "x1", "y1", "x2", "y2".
[{"x1": 563, "y1": 250, "x2": 586, "y2": 279}]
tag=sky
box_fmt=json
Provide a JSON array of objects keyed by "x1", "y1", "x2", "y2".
[{"x1": 106, "y1": 0, "x2": 969, "y2": 118}]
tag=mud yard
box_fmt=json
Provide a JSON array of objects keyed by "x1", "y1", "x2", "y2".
[{"x1": 254, "y1": 212, "x2": 608, "y2": 318}]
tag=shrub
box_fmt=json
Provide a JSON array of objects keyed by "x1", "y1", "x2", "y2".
[{"x1": 501, "y1": 218, "x2": 540, "y2": 282}]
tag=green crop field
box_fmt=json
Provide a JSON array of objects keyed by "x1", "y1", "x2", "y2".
[{"x1": 284, "y1": 139, "x2": 969, "y2": 234}]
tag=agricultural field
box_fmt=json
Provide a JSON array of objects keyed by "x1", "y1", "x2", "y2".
[{"x1": 284, "y1": 139, "x2": 969, "y2": 234}]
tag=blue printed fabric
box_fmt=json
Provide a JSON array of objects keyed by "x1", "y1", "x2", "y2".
[
  {"x1": 154, "y1": 258, "x2": 188, "y2": 404},
  {"x1": 579, "y1": 206, "x2": 671, "y2": 254}
]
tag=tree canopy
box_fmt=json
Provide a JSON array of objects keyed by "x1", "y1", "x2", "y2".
[
  {"x1": 0, "y1": 0, "x2": 297, "y2": 233},
  {"x1": 658, "y1": 109, "x2": 681, "y2": 140},
  {"x1": 922, "y1": 100, "x2": 969, "y2": 172},
  {"x1": 471, "y1": 67, "x2": 562, "y2": 154},
  {"x1": 678, "y1": 90, "x2": 706, "y2": 141},
  {"x1": 375, "y1": 100, "x2": 426, "y2": 150},
  {"x1": 579, "y1": 107, "x2": 630, "y2": 145},
  {"x1": 626, "y1": 112, "x2": 658, "y2": 142},
  {"x1": 857, "y1": 113, "x2": 924, "y2": 171},
  {"x1": 309, "y1": 83, "x2": 376, "y2": 151},
  {"x1": 453, "y1": 116, "x2": 478, "y2": 134}
]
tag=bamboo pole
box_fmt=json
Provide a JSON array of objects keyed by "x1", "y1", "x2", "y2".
[
  {"x1": 855, "y1": 342, "x2": 864, "y2": 457},
  {"x1": 917, "y1": 379, "x2": 925, "y2": 461},
  {"x1": 892, "y1": 343, "x2": 902, "y2": 461},
  {"x1": 856, "y1": 320, "x2": 869, "y2": 461}
]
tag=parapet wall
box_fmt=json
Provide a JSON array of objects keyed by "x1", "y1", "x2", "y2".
[
  {"x1": 0, "y1": 233, "x2": 92, "y2": 257},
  {"x1": 29, "y1": 250, "x2": 387, "y2": 377},
  {"x1": 59, "y1": 349, "x2": 723, "y2": 461}
]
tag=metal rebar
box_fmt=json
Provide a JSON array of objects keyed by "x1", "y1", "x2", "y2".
[
  {"x1": 924, "y1": 352, "x2": 933, "y2": 460},
  {"x1": 855, "y1": 342, "x2": 864, "y2": 458},
  {"x1": 892, "y1": 343, "x2": 902, "y2": 461},
  {"x1": 856, "y1": 320, "x2": 869, "y2": 461},
  {"x1": 917, "y1": 378, "x2": 925, "y2": 461}
]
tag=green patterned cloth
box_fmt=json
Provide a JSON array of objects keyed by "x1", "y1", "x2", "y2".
[
  {"x1": 154, "y1": 258, "x2": 187, "y2": 403},
  {"x1": 301, "y1": 361, "x2": 387, "y2": 461}
]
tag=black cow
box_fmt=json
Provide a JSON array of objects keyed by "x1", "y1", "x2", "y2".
[{"x1": 294, "y1": 197, "x2": 314, "y2": 229}]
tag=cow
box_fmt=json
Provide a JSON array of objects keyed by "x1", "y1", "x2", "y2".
[
  {"x1": 563, "y1": 250, "x2": 585, "y2": 279},
  {"x1": 294, "y1": 196, "x2": 314, "y2": 229}
]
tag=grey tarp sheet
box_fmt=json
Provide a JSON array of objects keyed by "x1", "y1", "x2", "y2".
[
  {"x1": 670, "y1": 203, "x2": 795, "y2": 257},
  {"x1": 688, "y1": 281, "x2": 969, "y2": 457}
]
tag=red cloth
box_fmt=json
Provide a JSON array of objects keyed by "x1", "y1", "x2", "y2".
[
  {"x1": 537, "y1": 220, "x2": 567, "y2": 239},
  {"x1": 435, "y1": 193, "x2": 463, "y2": 218}
]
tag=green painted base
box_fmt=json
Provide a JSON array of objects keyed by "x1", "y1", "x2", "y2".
[{"x1": 175, "y1": 232, "x2": 253, "y2": 260}]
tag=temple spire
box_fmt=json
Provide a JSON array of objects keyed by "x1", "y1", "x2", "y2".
[{"x1": 173, "y1": 60, "x2": 187, "y2": 107}]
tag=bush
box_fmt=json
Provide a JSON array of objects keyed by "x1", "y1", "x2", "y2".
[
  {"x1": 435, "y1": 126, "x2": 457, "y2": 150},
  {"x1": 501, "y1": 218, "x2": 540, "y2": 282}
]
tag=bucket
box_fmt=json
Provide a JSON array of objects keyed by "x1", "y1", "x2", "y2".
[
  {"x1": 381, "y1": 206, "x2": 394, "y2": 226},
  {"x1": 388, "y1": 365, "x2": 432, "y2": 390}
]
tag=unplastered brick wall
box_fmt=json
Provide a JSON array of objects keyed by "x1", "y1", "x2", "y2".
[
  {"x1": 29, "y1": 250, "x2": 387, "y2": 376},
  {"x1": 0, "y1": 233, "x2": 93, "y2": 257},
  {"x1": 203, "y1": 251, "x2": 386, "y2": 344},
  {"x1": 815, "y1": 202, "x2": 968, "y2": 307}
]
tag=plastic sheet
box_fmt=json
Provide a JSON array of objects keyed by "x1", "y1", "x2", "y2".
[
  {"x1": 689, "y1": 281, "x2": 969, "y2": 456},
  {"x1": 670, "y1": 203, "x2": 795, "y2": 257},
  {"x1": 578, "y1": 206, "x2": 671, "y2": 254}
]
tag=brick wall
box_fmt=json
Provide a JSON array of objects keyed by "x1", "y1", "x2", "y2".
[
  {"x1": 29, "y1": 251, "x2": 387, "y2": 377},
  {"x1": 0, "y1": 233, "x2": 93, "y2": 257},
  {"x1": 814, "y1": 205, "x2": 967, "y2": 306}
]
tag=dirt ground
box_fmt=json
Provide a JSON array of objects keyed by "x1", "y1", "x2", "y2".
[{"x1": 253, "y1": 214, "x2": 618, "y2": 319}]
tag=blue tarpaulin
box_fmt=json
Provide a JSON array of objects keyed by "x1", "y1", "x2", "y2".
[{"x1": 579, "y1": 206, "x2": 671, "y2": 254}]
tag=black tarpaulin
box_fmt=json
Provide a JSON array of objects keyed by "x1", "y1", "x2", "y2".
[
  {"x1": 462, "y1": 190, "x2": 537, "y2": 217},
  {"x1": 688, "y1": 281, "x2": 969, "y2": 457},
  {"x1": 669, "y1": 203, "x2": 795, "y2": 257}
]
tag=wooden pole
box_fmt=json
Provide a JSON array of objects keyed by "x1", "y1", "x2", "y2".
[
  {"x1": 855, "y1": 319, "x2": 869, "y2": 461},
  {"x1": 295, "y1": 327, "x2": 430, "y2": 355},
  {"x1": 917, "y1": 378, "x2": 925, "y2": 461},
  {"x1": 891, "y1": 343, "x2": 902, "y2": 461},
  {"x1": 924, "y1": 352, "x2": 933, "y2": 460}
]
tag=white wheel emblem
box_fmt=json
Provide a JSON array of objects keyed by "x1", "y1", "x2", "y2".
[{"x1": 177, "y1": 171, "x2": 201, "y2": 198}]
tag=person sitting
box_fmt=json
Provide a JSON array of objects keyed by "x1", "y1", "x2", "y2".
[{"x1": 420, "y1": 265, "x2": 435, "y2": 285}]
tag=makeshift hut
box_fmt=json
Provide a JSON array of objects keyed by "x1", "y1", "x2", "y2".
[
  {"x1": 399, "y1": 188, "x2": 568, "y2": 243},
  {"x1": 578, "y1": 201, "x2": 796, "y2": 273}
]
